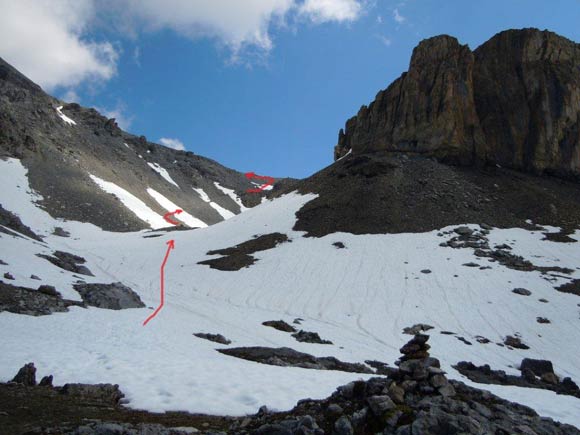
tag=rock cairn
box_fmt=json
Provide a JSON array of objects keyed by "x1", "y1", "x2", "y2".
[{"x1": 392, "y1": 333, "x2": 456, "y2": 398}]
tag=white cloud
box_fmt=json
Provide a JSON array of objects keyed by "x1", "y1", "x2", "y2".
[
  {"x1": 376, "y1": 15, "x2": 383, "y2": 24},
  {"x1": 393, "y1": 8, "x2": 405, "y2": 24},
  {"x1": 117, "y1": 0, "x2": 363, "y2": 55},
  {"x1": 0, "y1": 0, "x2": 365, "y2": 91},
  {"x1": 298, "y1": 0, "x2": 362, "y2": 24},
  {"x1": 379, "y1": 36, "x2": 392, "y2": 46},
  {"x1": 123, "y1": 0, "x2": 294, "y2": 54},
  {"x1": 159, "y1": 137, "x2": 186, "y2": 151},
  {"x1": 61, "y1": 89, "x2": 80, "y2": 103},
  {"x1": 0, "y1": 0, "x2": 118, "y2": 91}
]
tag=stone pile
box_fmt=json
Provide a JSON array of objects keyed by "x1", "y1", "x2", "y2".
[{"x1": 392, "y1": 334, "x2": 456, "y2": 398}]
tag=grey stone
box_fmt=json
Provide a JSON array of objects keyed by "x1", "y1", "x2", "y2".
[
  {"x1": 367, "y1": 395, "x2": 396, "y2": 415},
  {"x1": 388, "y1": 382, "x2": 405, "y2": 404},
  {"x1": 430, "y1": 374, "x2": 448, "y2": 388},
  {"x1": 73, "y1": 282, "x2": 145, "y2": 310},
  {"x1": 326, "y1": 403, "x2": 343, "y2": 416},
  {"x1": 333, "y1": 416, "x2": 353, "y2": 435},
  {"x1": 438, "y1": 383, "x2": 456, "y2": 397}
]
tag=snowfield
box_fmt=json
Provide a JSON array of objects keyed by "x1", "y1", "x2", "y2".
[{"x1": 1, "y1": 158, "x2": 579, "y2": 426}]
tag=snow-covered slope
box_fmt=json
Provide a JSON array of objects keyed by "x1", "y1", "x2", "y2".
[{"x1": 1, "y1": 157, "x2": 579, "y2": 426}]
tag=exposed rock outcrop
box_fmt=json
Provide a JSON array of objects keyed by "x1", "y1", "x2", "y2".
[
  {"x1": 73, "y1": 282, "x2": 145, "y2": 310},
  {"x1": 335, "y1": 29, "x2": 580, "y2": 179}
]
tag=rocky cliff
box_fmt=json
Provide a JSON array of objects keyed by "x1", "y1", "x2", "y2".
[{"x1": 335, "y1": 28, "x2": 580, "y2": 178}]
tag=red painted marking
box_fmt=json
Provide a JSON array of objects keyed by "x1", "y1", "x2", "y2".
[
  {"x1": 143, "y1": 239, "x2": 175, "y2": 326},
  {"x1": 163, "y1": 209, "x2": 183, "y2": 225},
  {"x1": 245, "y1": 172, "x2": 274, "y2": 193}
]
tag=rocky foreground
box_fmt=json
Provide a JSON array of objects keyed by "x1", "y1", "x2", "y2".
[{"x1": 3, "y1": 335, "x2": 578, "y2": 435}]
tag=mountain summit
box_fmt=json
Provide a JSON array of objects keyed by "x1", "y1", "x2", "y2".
[{"x1": 335, "y1": 28, "x2": 580, "y2": 179}]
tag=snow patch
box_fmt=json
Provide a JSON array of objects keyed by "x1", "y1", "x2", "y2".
[
  {"x1": 214, "y1": 182, "x2": 248, "y2": 212},
  {"x1": 55, "y1": 106, "x2": 76, "y2": 126},
  {"x1": 147, "y1": 162, "x2": 179, "y2": 188},
  {"x1": 193, "y1": 187, "x2": 235, "y2": 220},
  {"x1": 147, "y1": 188, "x2": 208, "y2": 228},
  {"x1": 335, "y1": 149, "x2": 352, "y2": 162},
  {"x1": 89, "y1": 174, "x2": 168, "y2": 229}
]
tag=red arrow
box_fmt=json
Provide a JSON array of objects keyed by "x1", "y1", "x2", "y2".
[
  {"x1": 245, "y1": 172, "x2": 274, "y2": 193},
  {"x1": 143, "y1": 239, "x2": 175, "y2": 326},
  {"x1": 163, "y1": 209, "x2": 183, "y2": 225}
]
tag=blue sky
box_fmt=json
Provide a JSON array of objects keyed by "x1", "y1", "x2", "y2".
[{"x1": 1, "y1": 1, "x2": 579, "y2": 178}]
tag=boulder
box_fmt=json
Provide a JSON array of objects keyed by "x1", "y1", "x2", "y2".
[{"x1": 73, "y1": 282, "x2": 144, "y2": 310}]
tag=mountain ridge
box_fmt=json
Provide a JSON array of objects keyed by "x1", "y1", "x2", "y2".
[{"x1": 0, "y1": 55, "x2": 294, "y2": 232}]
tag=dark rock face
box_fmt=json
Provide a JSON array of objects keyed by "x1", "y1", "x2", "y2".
[
  {"x1": 335, "y1": 36, "x2": 484, "y2": 166},
  {"x1": 37, "y1": 251, "x2": 93, "y2": 276},
  {"x1": 455, "y1": 360, "x2": 580, "y2": 399},
  {"x1": 335, "y1": 29, "x2": 580, "y2": 179},
  {"x1": 291, "y1": 330, "x2": 333, "y2": 344},
  {"x1": 0, "y1": 281, "x2": 82, "y2": 316},
  {"x1": 11, "y1": 362, "x2": 36, "y2": 386},
  {"x1": 193, "y1": 332, "x2": 232, "y2": 345},
  {"x1": 218, "y1": 347, "x2": 372, "y2": 374},
  {"x1": 60, "y1": 383, "x2": 124, "y2": 406},
  {"x1": 0, "y1": 204, "x2": 42, "y2": 241},
  {"x1": 73, "y1": 282, "x2": 145, "y2": 310},
  {"x1": 262, "y1": 320, "x2": 297, "y2": 333},
  {"x1": 198, "y1": 233, "x2": 289, "y2": 271},
  {"x1": 556, "y1": 279, "x2": 580, "y2": 296},
  {"x1": 473, "y1": 29, "x2": 580, "y2": 177},
  {"x1": 520, "y1": 358, "x2": 554, "y2": 377},
  {"x1": 504, "y1": 335, "x2": 530, "y2": 350}
]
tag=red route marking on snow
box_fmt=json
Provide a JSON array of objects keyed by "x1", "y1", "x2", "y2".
[
  {"x1": 245, "y1": 172, "x2": 274, "y2": 193},
  {"x1": 163, "y1": 209, "x2": 183, "y2": 225},
  {"x1": 143, "y1": 239, "x2": 175, "y2": 326}
]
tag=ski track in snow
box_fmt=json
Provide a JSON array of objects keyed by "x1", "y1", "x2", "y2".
[{"x1": 0, "y1": 158, "x2": 580, "y2": 426}]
